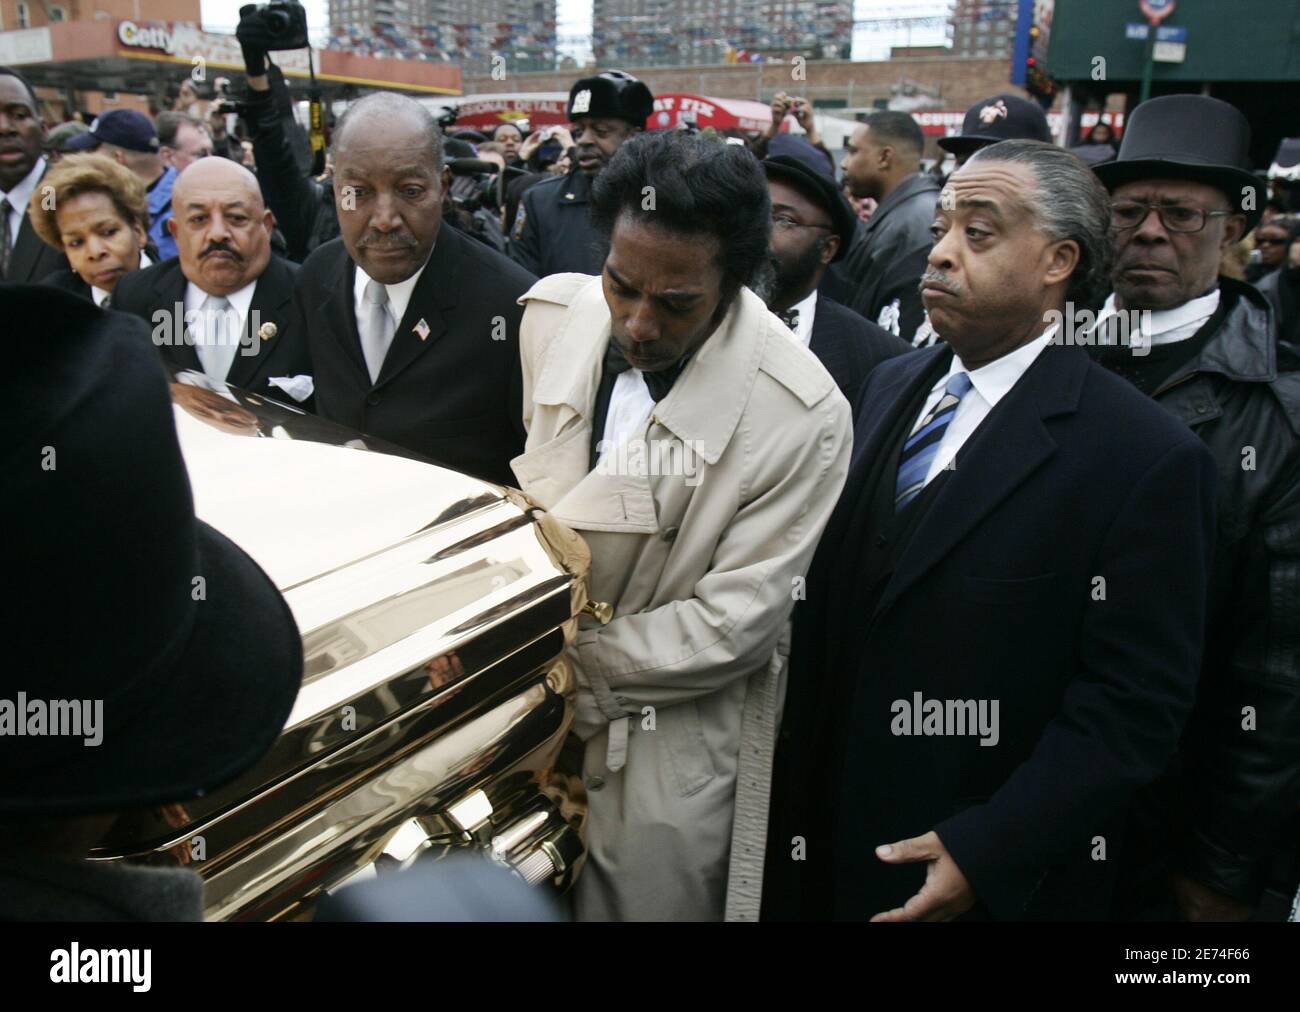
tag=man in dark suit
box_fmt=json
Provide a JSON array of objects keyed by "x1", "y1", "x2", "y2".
[
  {"x1": 296, "y1": 91, "x2": 534, "y2": 487},
  {"x1": 762, "y1": 152, "x2": 908, "y2": 406},
  {"x1": 0, "y1": 66, "x2": 69, "y2": 283},
  {"x1": 113, "y1": 157, "x2": 311, "y2": 405},
  {"x1": 763, "y1": 140, "x2": 1218, "y2": 922}
]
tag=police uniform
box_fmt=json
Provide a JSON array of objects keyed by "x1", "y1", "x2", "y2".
[
  {"x1": 509, "y1": 165, "x2": 601, "y2": 276},
  {"x1": 507, "y1": 70, "x2": 654, "y2": 279}
]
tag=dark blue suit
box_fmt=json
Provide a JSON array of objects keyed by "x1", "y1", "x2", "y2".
[
  {"x1": 807, "y1": 294, "x2": 909, "y2": 408},
  {"x1": 765, "y1": 341, "x2": 1218, "y2": 921}
]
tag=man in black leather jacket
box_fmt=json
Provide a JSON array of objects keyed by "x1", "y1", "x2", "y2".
[
  {"x1": 234, "y1": 10, "x2": 338, "y2": 264},
  {"x1": 1089, "y1": 95, "x2": 1300, "y2": 921}
]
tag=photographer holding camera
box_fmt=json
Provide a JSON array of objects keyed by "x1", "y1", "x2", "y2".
[{"x1": 235, "y1": 2, "x2": 339, "y2": 263}]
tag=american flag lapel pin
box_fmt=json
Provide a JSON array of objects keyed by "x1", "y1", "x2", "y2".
[{"x1": 414, "y1": 318, "x2": 430, "y2": 341}]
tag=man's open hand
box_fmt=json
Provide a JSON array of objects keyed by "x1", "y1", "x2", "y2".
[{"x1": 869, "y1": 831, "x2": 977, "y2": 922}]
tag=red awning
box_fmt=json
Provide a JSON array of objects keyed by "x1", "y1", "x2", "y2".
[{"x1": 646, "y1": 93, "x2": 774, "y2": 133}]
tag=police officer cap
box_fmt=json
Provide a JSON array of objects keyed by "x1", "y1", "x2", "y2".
[{"x1": 567, "y1": 70, "x2": 654, "y2": 128}]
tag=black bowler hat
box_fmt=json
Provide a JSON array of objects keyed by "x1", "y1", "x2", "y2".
[
  {"x1": 1094, "y1": 95, "x2": 1262, "y2": 230},
  {"x1": 567, "y1": 70, "x2": 654, "y2": 128},
  {"x1": 938, "y1": 93, "x2": 1051, "y2": 157},
  {"x1": 763, "y1": 154, "x2": 857, "y2": 262},
  {"x1": 0, "y1": 284, "x2": 302, "y2": 816},
  {"x1": 1268, "y1": 137, "x2": 1300, "y2": 183}
]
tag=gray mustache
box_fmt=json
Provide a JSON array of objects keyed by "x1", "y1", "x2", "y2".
[
  {"x1": 358, "y1": 234, "x2": 418, "y2": 250},
  {"x1": 919, "y1": 269, "x2": 962, "y2": 294}
]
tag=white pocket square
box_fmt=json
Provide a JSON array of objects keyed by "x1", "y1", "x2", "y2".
[{"x1": 268, "y1": 374, "x2": 314, "y2": 403}]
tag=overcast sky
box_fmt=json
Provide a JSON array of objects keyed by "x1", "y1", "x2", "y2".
[{"x1": 198, "y1": 1, "x2": 952, "y2": 63}]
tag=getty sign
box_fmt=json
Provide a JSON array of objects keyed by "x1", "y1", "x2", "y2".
[{"x1": 117, "y1": 20, "x2": 177, "y2": 54}]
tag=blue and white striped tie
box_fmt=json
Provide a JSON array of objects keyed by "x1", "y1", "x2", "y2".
[{"x1": 894, "y1": 372, "x2": 973, "y2": 511}]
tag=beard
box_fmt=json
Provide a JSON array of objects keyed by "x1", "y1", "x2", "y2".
[{"x1": 768, "y1": 240, "x2": 827, "y2": 308}]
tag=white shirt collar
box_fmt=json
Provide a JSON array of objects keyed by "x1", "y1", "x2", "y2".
[
  {"x1": 939, "y1": 325, "x2": 1057, "y2": 408},
  {"x1": 1, "y1": 155, "x2": 45, "y2": 237},
  {"x1": 1096, "y1": 287, "x2": 1220, "y2": 346},
  {"x1": 93, "y1": 250, "x2": 151, "y2": 306},
  {"x1": 184, "y1": 275, "x2": 257, "y2": 321},
  {"x1": 353, "y1": 253, "x2": 431, "y2": 331},
  {"x1": 787, "y1": 289, "x2": 818, "y2": 348}
]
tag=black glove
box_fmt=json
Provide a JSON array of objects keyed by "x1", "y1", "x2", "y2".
[{"x1": 237, "y1": 4, "x2": 273, "y2": 77}]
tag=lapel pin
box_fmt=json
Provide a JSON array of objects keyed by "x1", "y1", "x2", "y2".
[
  {"x1": 258, "y1": 321, "x2": 277, "y2": 341},
  {"x1": 414, "y1": 318, "x2": 431, "y2": 341},
  {"x1": 564, "y1": 192, "x2": 575, "y2": 201}
]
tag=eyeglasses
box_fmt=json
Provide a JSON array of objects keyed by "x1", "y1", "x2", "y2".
[
  {"x1": 772, "y1": 213, "x2": 833, "y2": 232},
  {"x1": 1256, "y1": 236, "x2": 1289, "y2": 246},
  {"x1": 1111, "y1": 200, "x2": 1236, "y2": 234}
]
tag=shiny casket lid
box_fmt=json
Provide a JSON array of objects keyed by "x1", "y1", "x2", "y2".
[{"x1": 95, "y1": 372, "x2": 586, "y2": 858}]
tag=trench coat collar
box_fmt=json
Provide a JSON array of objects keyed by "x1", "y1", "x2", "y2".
[
  {"x1": 517, "y1": 280, "x2": 766, "y2": 532},
  {"x1": 531, "y1": 279, "x2": 764, "y2": 466}
]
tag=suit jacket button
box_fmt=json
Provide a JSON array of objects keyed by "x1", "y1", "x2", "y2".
[
  {"x1": 366, "y1": 393, "x2": 381, "y2": 406},
  {"x1": 662, "y1": 526, "x2": 679, "y2": 542},
  {"x1": 586, "y1": 775, "x2": 605, "y2": 791},
  {"x1": 875, "y1": 535, "x2": 888, "y2": 547}
]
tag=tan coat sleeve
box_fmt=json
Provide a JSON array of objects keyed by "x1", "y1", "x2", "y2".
[{"x1": 574, "y1": 383, "x2": 852, "y2": 716}]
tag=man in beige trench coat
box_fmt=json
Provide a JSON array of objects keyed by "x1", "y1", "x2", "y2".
[{"x1": 510, "y1": 131, "x2": 852, "y2": 921}]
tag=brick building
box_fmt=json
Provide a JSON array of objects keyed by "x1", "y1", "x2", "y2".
[
  {"x1": 327, "y1": 0, "x2": 557, "y2": 74},
  {"x1": 592, "y1": 0, "x2": 853, "y2": 67}
]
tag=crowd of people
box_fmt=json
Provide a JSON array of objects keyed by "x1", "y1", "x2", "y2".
[{"x1": 2, "y1": 3, "x2": 1299, "y2": 923}]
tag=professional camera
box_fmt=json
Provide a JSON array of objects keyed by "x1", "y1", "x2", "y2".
[
  {"x1": 238, "y1": 1, "x2": 310, "y2": 51},
  {"x1": 433, "y1": 105, "x2": 459, "y2": 131}
]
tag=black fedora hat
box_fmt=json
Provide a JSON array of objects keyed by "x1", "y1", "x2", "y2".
[
  {"x1": 1094, "y1": 95, "x2": 1262, "y2": 230},
  {"x1": 762, "y1": 154, "x2": 857, "y2": 262},
  {"x1": 0, "y1": 284, "x2": 302, "y2": 816},
  {"x1": 938, "y1": 93, "x2": 1051, "y2": 157}
]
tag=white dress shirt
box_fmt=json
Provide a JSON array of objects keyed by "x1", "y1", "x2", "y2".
[
  {"x1": 1094, "y1": 288, "x2": 1220, "y2": 347},
  {"x1": 185, "y1": 277, "x2": 256, "y2": 381},
  {"x1": 353, "y1": 255, "x2": 430, "y2": 340},
  {"x1": 784, "y1": 290, "x2": 818, "y2": 348},
  {"x1": 598, "y1": 367, "x2": 656, "y2": 461},
  {"x1": 92, "y1": 250, "x2": 151, "y2": 307},
  {"x1": 908, "y1": 326, "x2": 1057, "y2": 488},
  {"x1": 0, "y1": 156, "x2": 45, "y2": 247}
]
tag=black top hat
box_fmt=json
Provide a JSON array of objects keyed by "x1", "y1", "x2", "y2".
[
  {"x1": 762, "y1": 154, "x2": 857, "y2": 262},
  {"x1": 1094, "y1": 95, "x2": 1262, "y2": 230},
  {"x1": 567, "y1": 70, "x2": 655, "y2": 128},
  {"x1": 938, "y1": 93, "x2": 1051, "y2": 156},
  {"x1": 0, "y1": 284, "x2": 302, "y2": 816}
]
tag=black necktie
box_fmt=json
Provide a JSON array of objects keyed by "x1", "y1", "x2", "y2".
[
  {"x1": 0, "y1": 198, "x2": 12, "y2": 280},
  {"x1": 778, "y1": 308, "x2": 799, "y2": 331},
  {"x1": 589, "y1": 339, "x2": 691, "y2": 471},
  {"x1": 604, "y1": 337, "x2": 687, "y2": 402}
]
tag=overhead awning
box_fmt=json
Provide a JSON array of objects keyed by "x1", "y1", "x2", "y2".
[
  {"x1": 647, "y1": 93, "x2": 774, "y2": 133},
  {"x1": 0, "y1": 20, "x2": 461, "y2": 98}
]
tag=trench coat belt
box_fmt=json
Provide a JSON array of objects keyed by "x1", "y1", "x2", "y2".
[{"x1": 605, "y1": 716, "x2": 630, "y2": 772}]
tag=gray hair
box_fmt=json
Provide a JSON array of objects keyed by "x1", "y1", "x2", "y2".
[
  {"x1": 966, "y1": 139, "x2": 1113, "y2": 307},
  {"x1": 332, "y1": 91, "x2": 443, "y2": 172}
]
